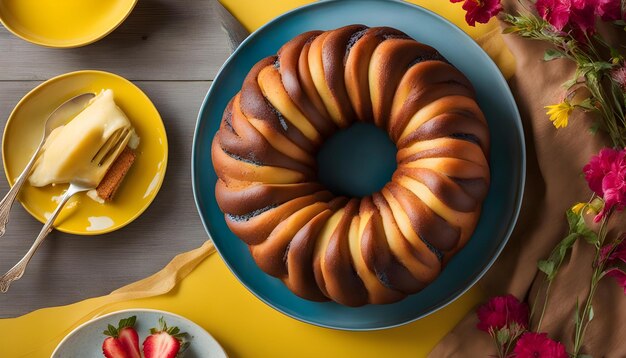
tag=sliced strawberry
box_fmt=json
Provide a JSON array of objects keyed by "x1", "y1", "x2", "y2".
[
  {"x1": 103, "y1": 337, "x2": 130, "y2": 358},
  {"x1": 102, "y1": 316, "x2": 140, "y2": 358},
  {"x1": 119, "y1": 326, "x2": 141, "y2": 358},
  {"x1": 143, "y1": 317, "x2": 188, "y2": 358}
]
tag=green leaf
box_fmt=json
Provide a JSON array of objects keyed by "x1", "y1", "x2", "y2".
[
  {"x1": 578, "y1": 355, "x2": 593, "y2": 358},
  {"x1": 563, "y1": 77, "x2": 578, "y2": 89},
  {"x1": 539, "y1": 231, "x2": 579, "y2": 281},
  {"x1": 614, "y1": 20, "x2": 626, "y2": 26},
  {"x1": 589, "y1": 305, "x2": 594, "y2": 322},
  {"x1": 106, "y1": 324, "x2": 117, "y2": 337},
  {"x1": 544, "y1": 49, "x2": 564, "y2": 61},
  {"x1": 582, "y1": 230, "x2": 599, "y2": 245},
  {"x1": 566, "y1": 209, "x2": 598, "y2": 245},
  {"x1": 581, "y1": 61, "x2": 613, "y2": 74},
  {"x1": 178, "y1": 340, "x2": 191, "y2": 356},
  {"x1": 610, "y1": 47, "x2": 622, "y2": 62},
  {"x1": 576, "y1": 98, "x2": 595, "y2": 111},
  {"x1": 538, "y1": 259, "x2": 556, "y2": 278},
  {"x1": 117, "y1": 316, "x2": 137, "y2": 329},
  {"x1": 566, "y1": 209, "x2": 579, "y2": 231},
  {"x1": 502, "y1": 26, "x2": 518, "y2": 34},
  {"x1": 556, "y1": 233, "x2": 579, "y2": 261},
  {"x1": 576, "y1": 220, "x2": 598, "y2": 244},
  {"x1": 496, "y1": 328, "x2": 510, "y2": 345},
  {"x1": 589, "y1": 121, "x2": 601, "y2": 135},
  {"x1": 544, "y1": 48, "x2": 565, "y2": 61},
  {"x1": 593, "y1": 62, "x2": 613, "y2": 71}
]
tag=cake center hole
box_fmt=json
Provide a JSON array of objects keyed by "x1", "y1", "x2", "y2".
[{"x1": 317, "y1": 122, "x2": 397, "y2": 198}]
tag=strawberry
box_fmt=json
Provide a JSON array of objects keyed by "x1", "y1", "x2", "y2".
[
  {"x1": 102, "y1": 316, "x2": 141, "y2": 358},
  {"x1": 142, "y1": 317, "x2": 188, "y2": 358},
  {"x1": 103, "y1": 338, "x2": 129, "y2": 358}
]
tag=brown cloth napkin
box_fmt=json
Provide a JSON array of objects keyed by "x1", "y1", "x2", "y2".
[{"x1": 430, "y1": 2, "x2": 626, "y2": 357}]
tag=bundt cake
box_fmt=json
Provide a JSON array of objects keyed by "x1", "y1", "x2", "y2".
[{"x1": 211, "y1": 25, "x2": 490, "y2": 307}]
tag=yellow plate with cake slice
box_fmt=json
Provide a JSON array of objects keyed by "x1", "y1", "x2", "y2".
[
  {"x1": 2, "y1": 70, "x2": 168, "y2": 235},
  {"x1": 0, "y1": 0, "x2": 137, "y2": 48}
]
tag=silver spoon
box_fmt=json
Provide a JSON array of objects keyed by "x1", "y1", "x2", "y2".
[{"x1": 0, "y1": 93, "x2": 95, "y2": 237}]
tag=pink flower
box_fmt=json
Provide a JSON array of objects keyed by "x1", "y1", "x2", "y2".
[
  {"x1": 452, "y1": 0, "x2": 503, "y2": 27},
  {"x1": 612, "y1": 65, "x2": 626, "y2": 90},
  {"x1": 536, "y1": 0, "x2": 572, "y2": 30},
  {"x1": 606, "y1": 268, "x2": 626, "y2": 294},
  {"x1": 594, "y1": 0, "x2": 622, "y2": 21},
  {"x1": 583, "y1": 148, "x2": 626, "y2": 221},
  {"x1": 513, "y1": 332, "x2": 569, "y2": 358},
  {"x1": 536, "y1": 0, "x2": 621, "y2": 38},
  {"x1": 476, "y1": 294, "x2": 529, "y2": 332}
]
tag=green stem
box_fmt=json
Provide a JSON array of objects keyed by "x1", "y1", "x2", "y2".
[
  {"x1": 492, "y1": 333, "x2": 505, "y2": 358},
  {"x1": 502, "y1": 340, "x2": 512, "y2": 358},
  {"x1": 598, "y1": 86, "x2": 626, "y2": 148},
  {"x1": 536, "y1": 280, "x2": 553, "y2": 332},
  {"x1": 572, "y1": 217, "x2": 609, "y2": 356},
  {"x1": 535, "y1": 196, "x2": 596, "y2": 333},
  {"x1": 576, "y1": 272, "x2": 601, "y2": 355},
  {"x1": 529, "y1": 279, "x2": 545, "y2": 320}
]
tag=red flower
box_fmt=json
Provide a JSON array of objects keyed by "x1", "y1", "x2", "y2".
[
  {"x1": 583, "y1": 148, "x2": 626, "y2": 221},
  {"x1": 452, "y1": 0, "x2": 503, "y2": 27},
  {"x1": 476, "y1": 294, "x2": 529, "y2": 332},
  {"x1": 606, "y1": 268, "x2": 626, "y2": 294},
  {"x1": 536, "y1": 0, "x2": 572, "y2": 30},
  {"x1": 513, "y1": 332, "x2": 568, "y2": 358},
  {"x1": 600, "y1": 240, "x2": 626, "y2": 264},
  {"x1": 570, "y1": 0, "x2": 598, "y2": 37}
]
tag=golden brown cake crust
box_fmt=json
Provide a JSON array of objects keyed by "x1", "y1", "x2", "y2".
[
  {"x1": 96, "y1": 147, "x2": 136, "y2": 202},
  {"x1": 211, "y1": 25, "x2": 491, "y2": 306}
]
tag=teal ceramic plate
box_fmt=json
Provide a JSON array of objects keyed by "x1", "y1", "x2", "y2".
[
  {"x1": 52, "y1": 309, "x2": 227, "y2": 357},
  {"x1": 192, "y1": 0, "x2": 525, "y2": 330}
]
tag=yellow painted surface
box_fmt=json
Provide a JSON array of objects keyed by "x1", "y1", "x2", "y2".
[
  {"x1": 0, "y1": 1, "x2": 515, "y2": 357},
  {"x1": 0, "y1": 255, "x2": 484, "y2": 357}
]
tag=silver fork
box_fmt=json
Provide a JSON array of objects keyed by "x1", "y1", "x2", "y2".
[{"x1": 0, "y1": 127, "x2": 132, "y2": 293}]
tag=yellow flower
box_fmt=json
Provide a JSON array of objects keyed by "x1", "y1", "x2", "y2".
[
  {"x1": 545, "y1": 101, "x2": 574, "y2": 129},
  {"x1": 571, "y1": 202, "x2": 586, "y2": 214}
]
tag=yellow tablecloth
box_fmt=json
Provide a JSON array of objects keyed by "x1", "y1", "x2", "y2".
[{"x1": 0, "y1": 1, "x2": 514, "y2": 357}]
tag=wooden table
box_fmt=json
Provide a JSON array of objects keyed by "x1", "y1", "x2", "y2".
[{"x1": 0, "y1": 0, "x2": 231, "y2": 318}]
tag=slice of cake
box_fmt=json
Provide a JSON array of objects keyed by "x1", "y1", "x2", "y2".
[{"x1": 30, "y1": 89, "x2": 140, "y2": 203}]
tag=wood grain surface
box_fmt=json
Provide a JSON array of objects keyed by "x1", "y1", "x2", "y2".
[{"x1": 0, "y1": 0, "x2": 230, "y2": 317}]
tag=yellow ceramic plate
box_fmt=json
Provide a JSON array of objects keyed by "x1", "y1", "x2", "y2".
[
  {"x1": 2, "y1": 70, "x2": 168, "y2": 235},
  {"x1": 0, "y1": 0, "x2": 137, "y2": 48}
]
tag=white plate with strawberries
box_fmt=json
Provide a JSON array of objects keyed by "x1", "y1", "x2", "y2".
[{"x1": 52, "y1": 309, "x2": 227, "y2": 358}]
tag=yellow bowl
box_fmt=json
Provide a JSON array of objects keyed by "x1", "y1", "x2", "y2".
[
  {"x1": 2, "y1": 70, "x2": 168, "y2": 235},
  {"x1": 0, "y1": 0, "x2": 137, "y2": 48}
]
